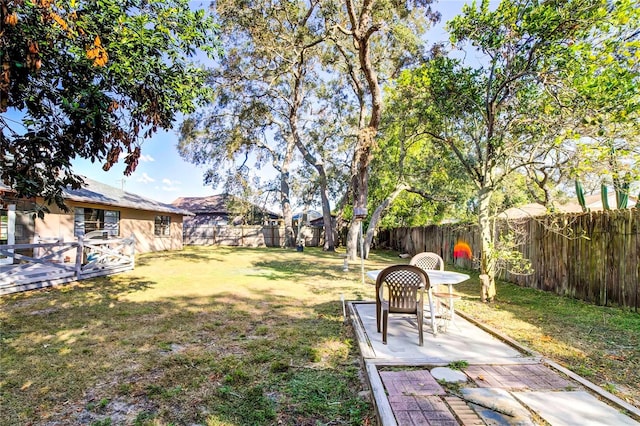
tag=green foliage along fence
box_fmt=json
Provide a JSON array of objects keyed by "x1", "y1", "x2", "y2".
[{"x1": 376, "y1": 208, "x2": 639, "y2": 310}]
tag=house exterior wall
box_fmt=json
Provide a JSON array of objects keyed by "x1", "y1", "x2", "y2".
[
  {"x1": 1, "y1": 197, "x2": 36, "y2": 245},
  {"x1": 119, "y1": 208, "x2": 184, "y2": 253},
  {"x1": 33, "y1": 199, "x2": 184, "y2": 253}
]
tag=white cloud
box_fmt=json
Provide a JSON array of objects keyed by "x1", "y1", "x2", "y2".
[
  {"x1": 137, "y1": 173, "x2": 155, "y2": 184},
  {"x1": 139, "y1": 154, "x2": 155, "y2": 162},
  {"x1": 160, "y1": 178, "x2": 181, "y2": 193}
]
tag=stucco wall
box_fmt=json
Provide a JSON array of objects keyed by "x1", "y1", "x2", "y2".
[
  {"x1": 34, "y1": 199, "x2": 184, "y2": 253},
  {"x1": 34, "y1": 202, "x2": 75, "y2": 241}
]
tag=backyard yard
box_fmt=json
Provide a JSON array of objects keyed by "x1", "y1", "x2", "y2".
[{"x1": 1, "y1": 246, "x2": 639, "y2": 425}]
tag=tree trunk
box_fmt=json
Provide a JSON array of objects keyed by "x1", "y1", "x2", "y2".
[
  {"x1": 363, "y1": 183, "x2": 408, "y2": 258},
  {"x1": 343, "y1": 0, "x2": 384, "y2": 260},
  {"x1": 347, "y1": 218, "x2": 360, "y2": 261},
  {"x1": 319, "y1": 179, "x2": 335, "y2": 251},
  {"x1": 281, "y1": 170, "x2": 295, "y2": 248},
  {"x1": 349, "y1": 126, "x2": 375, "y2": 259},
  {"x1": 292, "y1": 133, "x2": 335, "y2": 252},
  {"x1": 352, "y1": 129, "x2": 373, "y2": 212},
  {"x1": 478, "y1": 186, "x2": 496, "y2": 301}
]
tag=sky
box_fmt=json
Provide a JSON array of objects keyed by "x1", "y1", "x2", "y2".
[
  {"x1": 71, "y1": 0, "x2": 487, "y2": 205},
  {"x1": 71, "y1": 128, "x2": 201, "y2": 204}
]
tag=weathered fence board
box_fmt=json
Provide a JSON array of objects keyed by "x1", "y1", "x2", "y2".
[
  {"x1": 376, "y1": 209, "x2": 639, "y2": 310},
  {"x1": 0, "y1": 236, "x2": 135, "y2": 295},
  {"x1": 183, "y1": 225, "x2": 322, "y2": 248}
]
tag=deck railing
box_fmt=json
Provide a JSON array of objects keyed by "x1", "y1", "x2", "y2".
[{"x1": 0, "y1": 235, "x2": 135, "y2": 295}]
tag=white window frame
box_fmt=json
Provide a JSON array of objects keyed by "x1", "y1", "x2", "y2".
[
  {"x1": 74, "y1": 208, "x2": 120, "y2": 237},
  {"x1": 154, "y1": 215, "x2": 171, "y2": 237}
]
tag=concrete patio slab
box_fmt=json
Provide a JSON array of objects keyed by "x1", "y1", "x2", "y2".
[
  {"x1": 462, "y1": 388, "x2": 535, "y2": 425},
  {"x1": 352, "y1": 301, "x2": 536, "y2": 364},
  {"x1": 431, "y1": 367, "x2": 467, "y2": 383},
  {"x1": 513, "y1": 391, "x2": 640, "y2": 426},
  {"x1": 348, "y1": 301, "x2": 640, "y2": 426}
]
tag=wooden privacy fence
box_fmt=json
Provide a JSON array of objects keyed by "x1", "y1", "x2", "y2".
[
  {"x1": 183, "y1": 225, "x2": 322, "y2": 247},
  {"x1": 376, "y1": 209, "x2": 639, "y2": 310},
  {"x1": 0, "y1": 235, "x2": 135, "y2": 295}
]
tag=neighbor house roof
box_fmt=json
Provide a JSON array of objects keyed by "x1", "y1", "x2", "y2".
[
  {"x1": 499, "y1": 192, "x2": 638, "y2": 219},
  {"x1": 172, "y1": 194, "x2": 236, "y2": 214},
  {"x1": 172, "y1": 194, "x2": 281, "y2": 218},
  {"x1": 580, "y1": 192, "x2": 638, "y2": 210},
  {"x1": 292, "y1": 210, "x2": 322, "y2": 221},
  {"x1": 63, "y1": 178, "x2": 193, "y2": 215}
]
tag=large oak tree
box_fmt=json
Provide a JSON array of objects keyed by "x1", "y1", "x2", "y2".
[
  {"x1": 324, "y1": 0, "x2": 439, "y2": 259},
  {"x1": 177, "y1": 0, "x2": 330, "y2": 248}
]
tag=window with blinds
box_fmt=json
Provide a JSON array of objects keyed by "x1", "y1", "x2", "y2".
[
  {"x1": 74, "y1": 208, "x2": 120, "y2": 237},
  {"x1": 0, "y1": 211, "x2": 7, "y2": 242}
]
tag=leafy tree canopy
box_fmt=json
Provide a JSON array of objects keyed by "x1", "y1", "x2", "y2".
[
  {"x1": 392, "y1": 0, "x2": 625, "y2": 299},
  {"x1": 0, "y1": 0, "x2": 219, "y2": 209},
  {"x1": 559, "y1": 0, "x2": 640, "y2": 193}
]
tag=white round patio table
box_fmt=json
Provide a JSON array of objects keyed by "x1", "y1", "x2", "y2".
[{"x1": 366, "y1": 269, "x2": 470, "y2": 333}]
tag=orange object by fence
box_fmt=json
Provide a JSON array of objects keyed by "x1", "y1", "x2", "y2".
[{"x1": 453, "y1": 241, "x2": 472, "y2": 259}]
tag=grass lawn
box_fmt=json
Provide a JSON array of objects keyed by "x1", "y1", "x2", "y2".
[
  {"x1": 1, "y1": 246, "x2": 392, "y2": 425},
  {"x1": 1, "y1": 246, "x2": 639, "y2": 425}
]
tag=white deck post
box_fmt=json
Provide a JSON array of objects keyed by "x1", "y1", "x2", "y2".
[
  {"x1": 5, "y1": 205, "x2": 16, "y2": 264},
  {"x1": 75, "y1": 236, "x2": 84, "y2": 278},
  {"x1": 129, "y1": 233, "x2": 136, "y2": 268}
]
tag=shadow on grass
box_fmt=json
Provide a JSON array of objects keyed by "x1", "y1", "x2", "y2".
[
  {"x1": 0, "y1": 260, "x2": 373, "y2": 426},
  {"x1": 135, "y1": 246, "x2": 227, "y2": 267},
  {"x1": 11, "y1": 245, "x2": 638, "y2": 423}
]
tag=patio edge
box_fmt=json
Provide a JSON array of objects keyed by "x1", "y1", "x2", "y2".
[{"x1": 454, "y1": 307, "x2": 640, "y2": 421}]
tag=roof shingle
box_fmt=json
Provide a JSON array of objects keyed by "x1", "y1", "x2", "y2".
[{"x1": 63, "y1": 178, "x2": 193, "y2": 215}]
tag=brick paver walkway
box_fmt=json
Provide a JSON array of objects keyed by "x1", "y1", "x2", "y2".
[
  {"x1": 380, "y1": 370, "x2": 446, "y2": 396},
  {"x1": 391, "y1": 395, "x2": 459, "y2": 426},
  {"x1": 463, "y1": 364, "x2": 573, "y2": 390},
  {"x1": 379, "y1": 365, "x2": 575, "y2": 425},
  {"x1": 351, "y1": 302, "x2": 640, "y2": 425},
  {"x1": 380, "y1": 370, "x2": 475, "y2": 425}
]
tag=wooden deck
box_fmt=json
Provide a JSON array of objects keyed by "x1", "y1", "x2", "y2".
[{"x1": 0, "y1": 236, "x2": 135, "y2": 295}]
